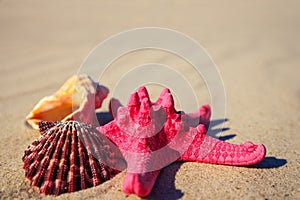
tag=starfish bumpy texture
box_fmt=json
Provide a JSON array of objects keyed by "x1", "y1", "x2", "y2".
[{"x1": 97, "y1": 86, "x2": 266, "y2": 197}]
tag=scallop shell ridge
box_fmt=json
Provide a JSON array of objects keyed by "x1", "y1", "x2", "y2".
[{"x1": 22, "y1": 120, "x2": 120, "y2": 195}]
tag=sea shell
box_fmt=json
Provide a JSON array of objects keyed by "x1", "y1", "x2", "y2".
[
  {"x1": 22, "y1": 121, "x2": 125, "y2": 195},
  {"x1": 26, "y1": 74, "x2": 109, "y2": 129},
  {"x1": 97, "y1": 86, "x2": 266, "y2": 197}
]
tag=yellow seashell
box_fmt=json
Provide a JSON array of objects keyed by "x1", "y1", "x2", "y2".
[{"x1": 26, "y1": 74, "x2": 109, "y2": 129}]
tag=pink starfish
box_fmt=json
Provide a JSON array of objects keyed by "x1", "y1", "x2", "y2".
[{"x1": 97, "y1": 87, "x2": 266, "y2": 197}]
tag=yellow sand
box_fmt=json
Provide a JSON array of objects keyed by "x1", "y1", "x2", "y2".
[{"x1": 0, "y1": 1, "x2": 299, "y2": 199}]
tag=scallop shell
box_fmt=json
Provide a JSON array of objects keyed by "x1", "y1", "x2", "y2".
[
  {"x1": 26, "y1": 74, "x2": 109, "y2": 129},
  {"x1": 22, "y1": 121, "x2": 125, "y2": 195}
]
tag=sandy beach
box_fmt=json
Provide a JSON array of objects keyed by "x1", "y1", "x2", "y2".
[{"x1": 0, "y1": 1, "x2": 299, "y2": 199}]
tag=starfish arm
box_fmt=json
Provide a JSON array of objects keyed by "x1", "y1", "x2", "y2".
[
  {"x1": 184, "y1": 104, "x2": 211, "y2": 127},
  {"x1": 122, "y1": 171, "x2": 160, "y2": 197},
  {"x1": 120, "y1": 145, "x2": 180, "y2": 197},
  {"x1": 97, "y1": 122, "x2": 164, "y2": 197},
  {"x1": 178, "y1": 125, "x2": 266, "y2": 166}
]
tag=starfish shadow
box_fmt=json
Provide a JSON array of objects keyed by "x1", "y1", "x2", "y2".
[
  {"x1": 251, "y1": 157, "x2": 287, "y2": 168},
  {"x1": 209, "y1": 118, "x2": 228, "y2": 127},
  {"x1": 218, "y1": 134, "x2": 236, "y2": 141},
  {"x1": 96, "y1": 112, "x2": 113, "y2": 126},
  {"x1": 147, "y1": 162, "x2": 184, "y2": 200},
  {"x1": 207, "y1": 118, "x2": 235, "y2": 141}
]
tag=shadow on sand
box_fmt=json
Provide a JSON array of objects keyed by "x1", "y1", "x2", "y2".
[
  {"x1": 252, "y1": 157, "x2": 287, "y2": 169},
  {"x1": 207, "y1": 118, "x2": 236, "y2": 141},
  {"x1": 96, "y1": 112, "x2": 113, "y2": 125},
  {"x1": 146, "y1": 162, "x2": 184, "y2": 200}
]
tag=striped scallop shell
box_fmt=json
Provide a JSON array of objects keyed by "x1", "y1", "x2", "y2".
[{"x1": 22, "y1": 121, "x2": 124, "y2": 195}]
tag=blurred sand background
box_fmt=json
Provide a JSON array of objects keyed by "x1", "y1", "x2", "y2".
[{"x1": 0, "y1": 0, "x2": 299, "y2": 199}]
